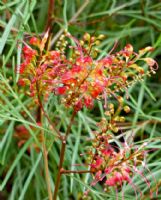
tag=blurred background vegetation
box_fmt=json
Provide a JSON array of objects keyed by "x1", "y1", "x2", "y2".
[{"x1": 0, "y1": 0, "x2": 161, "y2": 199}]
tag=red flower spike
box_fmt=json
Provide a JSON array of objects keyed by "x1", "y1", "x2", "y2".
[{"x1": 19, "y1": 33, "x2": 157, "y2": 112}]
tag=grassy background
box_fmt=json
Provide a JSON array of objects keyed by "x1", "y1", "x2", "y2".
[{"x1": 0, "y1": 0, "x2": 161, "y2": 199}]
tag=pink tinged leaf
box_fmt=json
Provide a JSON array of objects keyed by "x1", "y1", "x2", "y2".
[
  {"x1": 40, "y1": 29, "x2": 49, "y2": 52},
  {"x1": 139, "y1": 46, "x2": 154, "y2": 55}
]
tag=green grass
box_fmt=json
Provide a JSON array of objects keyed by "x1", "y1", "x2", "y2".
[{"x1": 0, "y1": 0, "x2": 161, "y2": 199}]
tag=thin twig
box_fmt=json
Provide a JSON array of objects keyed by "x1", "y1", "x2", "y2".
[
  {"x1": 61, "y1": 169, "x2": 92, "y2": 174},
  {"x1": 50, "y1": 0, "x2": 90, "y2": 47}
]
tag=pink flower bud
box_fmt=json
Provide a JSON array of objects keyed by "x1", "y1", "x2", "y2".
[
  {"x1": 105, "y1": 177, "x2": 116, "y2": 186},
  {"x1": 56, "y1": 87, "x2": 66, "y2": 95},
  {"x1": 29, "y1": 37, "x2": 40, "y2": 46}
]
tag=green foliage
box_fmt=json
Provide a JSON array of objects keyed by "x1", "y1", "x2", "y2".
[{"x1": 0, "y1": 0, "x2": 161, "y2": 199}]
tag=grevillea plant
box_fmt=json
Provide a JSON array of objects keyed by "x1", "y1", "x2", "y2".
[{"x1": 18, "y1": 30, "x2": 158, "y2": 200}]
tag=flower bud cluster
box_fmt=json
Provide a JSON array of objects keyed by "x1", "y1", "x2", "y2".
[
  {"x1": 84, "y1": 103, "x2": 154, "y2": 197},
  {"x1": 87, "y1": 130, "x2": 147, "y2": 192}
]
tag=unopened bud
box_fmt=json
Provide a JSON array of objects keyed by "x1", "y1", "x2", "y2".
[
  {"x1": 98, "y1": 34, "x2": 105, "y2": 40},
  {"x1": 113, "y1": 126, "x2": 118, "y2": 133},
  {"x1": 109, "y1": 103, "x2": 114, "y2": 109},
  {"x1": 95, "y1": 40, "x2": 100, "y2": 45},
  {"x1": 119, "y1": 116, "x2": 125, "y2": 122},
  {"x1": 83, "y1": 33, "x2": 90, "y2": 41},
  {"x1": 124, "y1": 106, "x2": 130, "y2": 113},
  {"x1": 118, "y1": 96, "x2": 124, "y2": 103},
  {"x1": 80, "y1": 40, "x2": 84, "y2": 46}
]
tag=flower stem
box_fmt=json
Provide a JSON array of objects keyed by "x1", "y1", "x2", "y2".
[
  {"x1": 53, "y1": 111, "x2": 76, "y2": 200},
  {"x1": 45, "y1": 0, "x2": 55, "y2": 31}
]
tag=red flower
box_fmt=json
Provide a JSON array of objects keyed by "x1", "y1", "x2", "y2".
[
  {"x1": 49, "y1": 51, "x2": 60, "y2": 59},
  {"x1": 105, "y1": 177, "x2": 116, "y2": 186},
  {"x1": 18, "y1": 79, "x2": 26, "y2": 86},
  {"x1": 91, "y1": 157, "x2": 103, "y2": 169},
  {"x1": 84, "y1": 96, "x2": 94, "y2": 109},
  {"x1": 56, "y1": 86, "x2": 67, "y2": 95},
  {"x1": 29, "y1": 37, "x2": 40, "y2": 47}
]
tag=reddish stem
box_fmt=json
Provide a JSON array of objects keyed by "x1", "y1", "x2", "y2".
[
  {"x1": 53, "y1": 111, "x2": 77, "y2": 200},
  {"x1": 45, "y1": 0, "x2": 55, "y2": 31}
]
